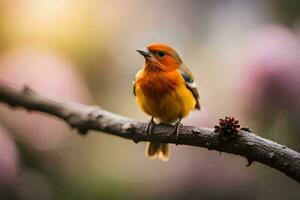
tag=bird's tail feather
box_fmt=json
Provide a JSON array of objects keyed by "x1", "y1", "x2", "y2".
[{"x1": 146, "y1": 142, "x2": 169, "y2": 161}]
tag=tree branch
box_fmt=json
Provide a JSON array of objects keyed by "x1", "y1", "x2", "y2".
[{"x1": 0, "y1": 81, "x2": 299, "y2": 183}]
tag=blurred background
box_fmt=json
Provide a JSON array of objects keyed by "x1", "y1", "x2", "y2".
[{"x1": 0, "y1": 0, "x2": 299, "y2": 199}]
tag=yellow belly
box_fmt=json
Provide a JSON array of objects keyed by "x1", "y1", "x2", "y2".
[{"x1": 136, "y1": 84, "x2": 196, "y2": 123}]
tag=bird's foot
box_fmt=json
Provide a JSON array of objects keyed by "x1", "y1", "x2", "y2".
[
  {"x1": 173, "y1": 119, "x2": 182, "y2": 145},
  {"x1": 146, "y1": 117, "x2": 155, "y2": 139}
]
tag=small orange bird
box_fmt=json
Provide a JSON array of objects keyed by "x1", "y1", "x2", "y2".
[{"x1": 133, "y1": 43, "x2": 200, "y2": 161}]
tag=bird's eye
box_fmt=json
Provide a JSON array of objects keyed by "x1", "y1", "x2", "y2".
[{"x1": 157, "y1": 51, "x2": 165, "y2": 57}]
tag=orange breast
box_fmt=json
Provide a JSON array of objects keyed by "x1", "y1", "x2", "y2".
[
  {"x1": 137, "y1": 70, "x2": 181, "y2": 96},
  {"x1": 135, "y1": 69, "x2": 196, "y2": 123}
]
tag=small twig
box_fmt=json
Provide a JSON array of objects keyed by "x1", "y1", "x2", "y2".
[{"x1": 0, "y1": 81, "x2": 299, "y2": 183}]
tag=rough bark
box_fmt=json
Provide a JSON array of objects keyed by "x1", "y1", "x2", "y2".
[{"x1": 0, "y1": 81, "x2": 299, "y2": 183}]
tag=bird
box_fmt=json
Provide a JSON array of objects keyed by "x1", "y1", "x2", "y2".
[{"x1": 133, "y1": 43, "x2": 200, "y2": 161}]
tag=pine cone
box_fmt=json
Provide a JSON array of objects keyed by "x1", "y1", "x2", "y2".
[{"x1": 214, "y1": 116, "x2": 241, "y2": 141}]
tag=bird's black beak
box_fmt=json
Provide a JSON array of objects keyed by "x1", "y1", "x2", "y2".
[{"x1": 136, "y1": 49, "x2": 151, "y2": 58}]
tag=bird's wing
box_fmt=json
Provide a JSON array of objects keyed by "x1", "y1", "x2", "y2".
[
  {"x1": 133, "y1": 69, "x2": 143, "y2": 96},
  {"x1": 179, "y1": 65, "x2": 201, "y2": 110},
  {"x1": 133, "y1": 80, "x2": 136, "y2": 96}
]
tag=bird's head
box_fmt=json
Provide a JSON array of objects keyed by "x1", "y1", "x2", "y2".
[{"x1": 137, "y1": 43, "x2": 182, "y2": 72}]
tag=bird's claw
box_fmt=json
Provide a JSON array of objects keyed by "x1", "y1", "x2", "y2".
[
  {"x1": 173, "y1": 119, "x2": 182, "y2": 145},
  {"x1": 146, "y1": 117, "x2": 155, "y2": 139}
]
